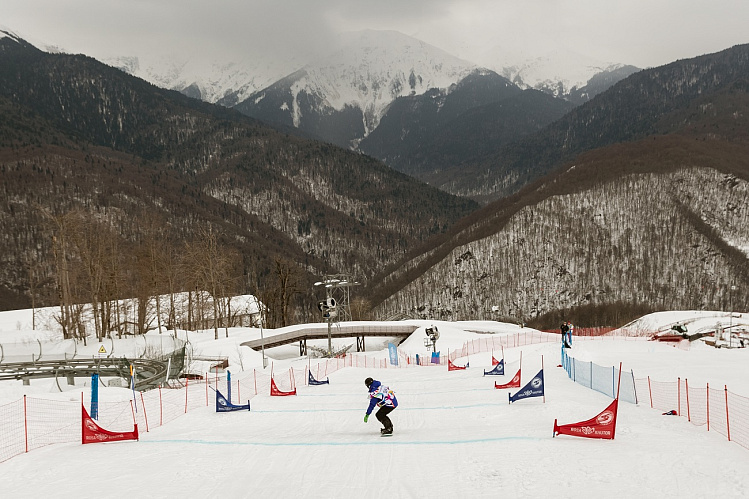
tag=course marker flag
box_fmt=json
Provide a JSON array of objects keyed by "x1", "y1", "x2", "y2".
[
  {"x1": 308, "y1": 371, "x2": 330, "y2": 385},
  {"x1": 495, "y1": 368, "x2": 521, "y2": 389},
  {"x1": 553, "y1": 362, "x2": 622, "y2": 440},
  {"x1": 82, "y1": 404, "x2": 138, "y2": 444},
  {"x1": 270, "y1": 377, "x2": 297, "y2": 396},
  {"x1": 216, "y1": 389, "x2": 250, "y2": 412},
  {"x1": 484, "y1": 359, "x2": 504, "y2": 376},
  {"x1": 448, "y1": 358, "x2": 468, "y2": 371},
  {"x1": 509, "y1": 369, "x2": 545, "y2": 404}
]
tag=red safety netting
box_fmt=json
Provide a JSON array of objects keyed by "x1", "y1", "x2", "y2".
[
  {"x1": 25, "y1": 397, "x2": 79, "y2": 451},
  {"x1": 0, "y1": 398, "x2": 26, "y2": 463}
]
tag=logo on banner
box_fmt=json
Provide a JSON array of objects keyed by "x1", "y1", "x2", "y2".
[
  {"x1": 596, "y1": 411, "x2": 615, "y2": 425},
  {"x1": 531, "y1": 377, "x2": 542, "y2": 389}
]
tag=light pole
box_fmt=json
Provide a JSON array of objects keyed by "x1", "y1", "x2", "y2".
[
  {"x1": 314, "y1": 274, "x2": 358, "y2": 357},
  {"x1": 252, "y1": 294, "x2": 267, "y2": 369},
  {"x1": 729, "y1": 284, "x2": 736, "y2": 348}
]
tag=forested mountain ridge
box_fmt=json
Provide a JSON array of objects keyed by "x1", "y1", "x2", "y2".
[
  {"x1": 369, "y1": 46, "x2": 749, "y2": 324},
  {"x1": 440, "y1": 44, "x2": 749, "y2": 203},
  {"x1": 372, "y1": 137, "x2": 749, "y2": 324},
  {"x1": 0, "y1": 35, "x2": 478, "y2": 319},
  {"x1": 358, "y1": 74, "x2": 575, "y2": 180}
]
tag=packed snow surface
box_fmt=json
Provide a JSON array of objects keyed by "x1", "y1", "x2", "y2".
[{"x1": 0, "y1": 309, "x2": 748, "y2": 497}]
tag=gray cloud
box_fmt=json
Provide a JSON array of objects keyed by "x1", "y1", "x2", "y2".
[{"x1": 5, "y1": 0, "x2": 749, "y2": 68}]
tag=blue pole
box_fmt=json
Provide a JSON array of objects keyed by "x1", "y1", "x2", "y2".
[
  {"x1": 227, "y1": 370, "x2": 232, "y2": 404},
  {"x1": 91, "y1": 374, "x2": 99, "y2": 420}
]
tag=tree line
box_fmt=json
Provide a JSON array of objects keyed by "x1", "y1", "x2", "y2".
[{"x1": 29, "y1": 206, "x2": 312, "y2": 342}]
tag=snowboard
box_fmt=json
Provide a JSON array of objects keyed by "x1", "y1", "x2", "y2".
[{"x1": 380, "y1": 433, "x2": 393, "y2": 437}]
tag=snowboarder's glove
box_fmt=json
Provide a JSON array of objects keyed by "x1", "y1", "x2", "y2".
[{"x1": 364, "y1": 414, "x2": 369, "y2": 423}]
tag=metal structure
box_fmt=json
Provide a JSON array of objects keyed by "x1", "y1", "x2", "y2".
[
  {"x1": 240, "y1": 323, "x2": 418, "y2": 355},
  {"x1": 0, "y1": 348, "x2": 186, "y2": 391},
  {"x1": 423, "y1": 325, "x2": 440, "y2": 353},
  {"x1": 314, "y1": 274, "x2": 360, "y2": 356}
]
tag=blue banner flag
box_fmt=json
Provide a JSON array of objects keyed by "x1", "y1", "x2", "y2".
[
  {"x1": 388, "y1": 343, "x2": 399, "y2": 366},
  {"x1": 216, "y1": 389, "x2": 251, "y2": 412},
  {"x1": 509, "y1": 369, "x2": 545, "y2": 403},
  {"x1": 483, "y1": 359, "x2": 505, "y2": 376},
  {"x1": 431, "y1": 351, "x2": 440, "y2": 364},
  {"x1": 308, "y1": 371, "x2": 330, "y2": 385}
]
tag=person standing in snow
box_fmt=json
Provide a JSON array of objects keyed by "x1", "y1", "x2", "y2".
[
  {"x1": 560, "y1": 321, "x2": 570, "y2": 347},
  {"x1": 364, "y1": 377, "x2": 398, "y2": 435}
]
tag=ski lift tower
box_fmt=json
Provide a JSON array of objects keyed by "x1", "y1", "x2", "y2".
[{"x1": 314, "y1": 274, "x2": 360, "y2": 356}]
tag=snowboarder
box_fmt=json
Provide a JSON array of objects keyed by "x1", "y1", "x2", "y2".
[{"x1": 364, "y1": 377, "x2": 398, "y2": 435}]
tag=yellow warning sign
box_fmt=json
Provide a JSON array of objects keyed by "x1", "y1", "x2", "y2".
[{"x1": 98, "y1": 345, "x2": 107, "y2": 354}]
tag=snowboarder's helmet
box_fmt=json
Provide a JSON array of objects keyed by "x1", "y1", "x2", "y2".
[{"x1": 365, "y1": 377, "x2": 373, "y2": 388}]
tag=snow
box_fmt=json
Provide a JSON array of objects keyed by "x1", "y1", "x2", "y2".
[
  {"x1": 298, "y1": 30, "x2": 476, "y2": 133},
  {"x1": 1, "y1": 309, "x2": 748, "y2": 497},
  {"x1": 486, "y1": 47, "x2": 628, "y2": 96}
]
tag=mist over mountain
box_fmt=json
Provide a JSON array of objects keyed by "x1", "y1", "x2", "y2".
[
  {"x1": 493, "y1": 48, "x2": 640, "y2": 101},
  {"x1": 233, "y1": 30, "x2": 479, "y2": 149},
  {"x1": 100, "y1": 30, "x2": 634, "y2": 151}
]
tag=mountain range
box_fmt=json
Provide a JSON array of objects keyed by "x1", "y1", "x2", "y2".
[
  {"x1": 1, "y1": 27, "x2": 747, "y2": 329},
  {"x1": 107, "y1": 30, "x2": 639, "y2": 193},
  {"x1": 112, "y1": 30, "x2": 635, "y2": 110}
]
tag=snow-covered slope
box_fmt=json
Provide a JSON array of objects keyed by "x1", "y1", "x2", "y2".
[
  {"x1": 0, "y1": 26, "x2": 63, "y2": 53},
  {"x1": 494, "y1": 48, "x2": 631, "y2": 97},
  {"x1": 296, "y1": 30, "x2": 478, "y2": 133},
  {"x1": 105, "y1": 51, "x2": 306, "y2": 107}
]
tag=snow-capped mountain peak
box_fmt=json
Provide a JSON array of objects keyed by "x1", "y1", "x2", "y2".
[
  {"x1": 261, "y1": 29, "x2": 478, "y2": 137},
  {"x1": 495, "y1": 48, "x2": 629, "y2": 97},
  {"x1": 0, "y1": 26, "x2": 63, "y2": 53}
]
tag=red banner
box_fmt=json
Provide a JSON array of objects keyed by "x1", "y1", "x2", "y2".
[
  {"x1": 492, "y1": 356, "x2": 501, "y2": 366},
  {"x1": 495, "y1": 369, "x2": 521, "y2": 389},
  {"x1": 553, "y1": 398, "x2": 619, "y2": 440},
  {"x1": 270, "y1": 378, "x2": 297, "y2": 396},
  {"x1": 448, "y1": 359, "x2": 468, "y2": 371},
  {"x1": 81, "y1": 405, "x2": 138, "y2": 445}
]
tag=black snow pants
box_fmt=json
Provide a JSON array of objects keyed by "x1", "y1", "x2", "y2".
[{"x1": 376, "y1": 406, "x2": 395, "y2": 431}]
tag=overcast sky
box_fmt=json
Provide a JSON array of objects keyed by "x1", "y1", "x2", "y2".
[{"x1": 5, "y1": 0, "x2": 749, "y2": 68}]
